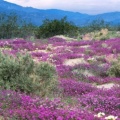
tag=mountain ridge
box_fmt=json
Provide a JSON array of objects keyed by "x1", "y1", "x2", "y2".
[{"x1": 0, "y1": 0, "x2": 120, "y2": 26}]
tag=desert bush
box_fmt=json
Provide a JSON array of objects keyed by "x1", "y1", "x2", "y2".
[
  {"x1": 36, "y1": 62, "x2": 56, "y2": 81},
  {"x1": 109, "y1": 31, "x2": 120, "y2": 38},
  {"x1": 99, "y1": 35, "x2": 109, "y2": 40},
  {"x1": 34, "y1": 62, "x2": 58, "y2": 96},
  {"x1": 107, "y1": 57, "x2": 120, "y2": 77},
  {"x1": 0, "y1": 53, "x2": 35, "y2": 93},
  {"x1": 0, "y1": 52, "x2": 57, "y2": 96}
]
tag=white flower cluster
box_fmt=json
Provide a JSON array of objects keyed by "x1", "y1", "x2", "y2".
[
  {"x1": 94, "y1": 112, "x2": 118, "y2": 120},
  {"x1": 105, "y1": 115, "x2": 118, "y2": 120},
  {"x1": 94, "y1": 112, "x2": 105, "y2": 118}
]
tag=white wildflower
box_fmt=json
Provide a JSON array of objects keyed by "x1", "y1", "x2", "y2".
[
  {"x1": 105, "y1": 115, "x2": 118, "y2": 120},
  {"x1": 94, "y1": 112, "x2": 105, "y2": 118}
]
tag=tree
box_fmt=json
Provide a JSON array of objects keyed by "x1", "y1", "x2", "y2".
[
  {"x1": 89, "y1": 19, "x2": 110, "y2": 31},
  {"x1": 0, "y1": 13, "x2": 19, "y2": 39},
  {"x1": 0, "y1": 13, "x2": 36, "y2": 39},
  {"x1": 35, "y1": 17, "x2": 78, "y2": 38}
]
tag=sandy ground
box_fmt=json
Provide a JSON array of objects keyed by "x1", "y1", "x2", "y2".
[
  {"x1": 54, "y1": 35, "x2": 78, "y2": 41},
  {"x1": 64, "y1": 58, "x2": 87, "y2": 66},
  {"x1": 32, "y1": 35, "x2": 120, "y2": 90},
  {"x1": 96, "y1": 83, "x2": 119, "y2": 89}
]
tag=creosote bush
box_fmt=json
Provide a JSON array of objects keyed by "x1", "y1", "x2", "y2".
[
  {"x1": 34, "y1": 62, "x2": 58, "y2": 96},
  {"x1": 107, "y1": 57, "x2": 120, "y2": 77},
  {"x1": 0, "y1": 53, "x2": 34, "y2": 93},
  {"x1": 0, "y1": 52, "x2": 57, "y2": 96}
]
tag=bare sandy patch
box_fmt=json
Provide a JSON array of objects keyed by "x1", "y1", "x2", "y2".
[
  {"x1": 54, "y1": 35, "x2": 77, "y2": 41},
  {"x1": 96, "y1": 83, "x2": 119, "y2": 89},
  {"x1": 64, "y1": 58, "x2": 87, "y2": 66},
  {"x1": 29, "y1": 50, "x2": 48, "y2": 54},
  {"x1": 82, "y1": 70, "x2": 94, "y2": 77},
  {"x1": 80, "y1": 45, "x2": 90, "y2": 48}
]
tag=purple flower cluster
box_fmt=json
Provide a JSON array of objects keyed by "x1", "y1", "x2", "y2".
[
  {"x1": 89, "y1": 38, "x2": 120, "y2": 55},
  {"x1": 31, "y1": 52, "x2": 49, "y2": 61},
  {"x1": 66, "y1": 40, "x2": 93, "y2": 47},
  {"x1": 0, "y1": 90, "x2": 98, "y2": 120},
  {"x1": 88, "y1": 76, "x2": 120, "y2": 84},
  {"x1": 56, "y1": 65, "x2": 73, "y2": 78},
  {"x1": 60, "y1": 79, "x2": 96, "y2": 96},
  {"x1": 0, "y1": 37, "x2": 120, "y2": 119},
  {"x1": 79, "y1": 86, "x2": 120, "y2": 116},
  {"x1": 48, "y1": 37, "x2": 66, "y2": 45}
]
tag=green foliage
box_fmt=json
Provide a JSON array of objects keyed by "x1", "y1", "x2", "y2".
[
  {"x1": 0, "y1": 52, "x2": 57, "y2": 96},
  {"x1": 99, "y1": 35, "x2": 109, "y2": 40},
  {"x1": 0, "y1": 13, "x2": 119, "y2": 40},
  {"x1": 79, "y1": 19, "x2": 110, "y2": 34},
  {"x1": 0, "y1": 13, "x2": 19, "y2": 39},
  {"x1": 19, "y1": 23, "x2": 37, "y2": 39},
  {"x1": 115, "y1": 24, "x2": 120, "y2": 31},
  {"x1": 36, "y1": 62, "x2": 56, "y2": 81},
  {"x1": 35, "y1": 62, "x2": 58, "y2": 96},
  {"x1": 0, "y1": 53, "x2": 34, "y2": 93},
  {"x1": 35, "y1": 17, "x2": 78, "y2": 38},
  {"x1": 0, "y1": 13, "x2": 36, "y2": 39},
  {"x1": 108, "y1": 31, "x2": 120, "y2": 39},
  {"x1": 107, "y1": 57, "x2": 120, "y2": 77},
  {"x1": 88, "y1": 19, "x2": 110, "y2": 32}
]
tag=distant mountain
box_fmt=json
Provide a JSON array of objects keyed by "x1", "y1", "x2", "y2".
[
  {"x1": 91, "y1": 12, "x2": 120, "y2": 25},
  {"x1": 0, "y1": 0, "x2": 120, "y2": 26}
]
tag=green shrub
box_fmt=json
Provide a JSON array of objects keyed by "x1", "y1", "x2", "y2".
[
  {"x1": 35, "y1": 17, "x2": 78, "y2": 38},
  {"x1": 36, "y1": 62, "x2": 56, "y2": 81},
  {"x1": 100, "y1": 35, "x2": 109, "y2": 40},
  {"x1": 34, "y1": 62, "x2": 58, "y2": 96},
  {"x1": 107, "y1": 57, "x2": 120, "y2": 77},
  {"x1": 0, "y1": 53, "x2": 34, "y2": 93},
  {"x1": 0, "y1": 53, "x2": 57, "y2": 96},
  {"x1": 0, "y1": 13, "x2": 36, "y2": 39}
]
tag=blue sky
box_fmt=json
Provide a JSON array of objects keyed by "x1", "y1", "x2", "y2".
[{"x1": 4, "y1": 0, "x2": 120, "y2": 14}]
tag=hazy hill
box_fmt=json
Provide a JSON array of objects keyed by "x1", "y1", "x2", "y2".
[{"x1": 0, "y1": 0, "x2": 120, "y2": 26}]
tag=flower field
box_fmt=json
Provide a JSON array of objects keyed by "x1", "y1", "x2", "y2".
[{"x1": 0, "y1": 37, "x2": 120, "y2": 120}]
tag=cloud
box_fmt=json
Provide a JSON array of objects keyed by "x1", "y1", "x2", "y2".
[{"x1": 4, "y1": 0, "x2": 120, "y2": 14}]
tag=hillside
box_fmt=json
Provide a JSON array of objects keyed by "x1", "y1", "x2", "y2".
[
  {"x1": 0, "y1": 36, "x2": 120, "y2": 119},
  {"x1": 0, "y1": 0, "x2": 120, "y2": 26}
]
